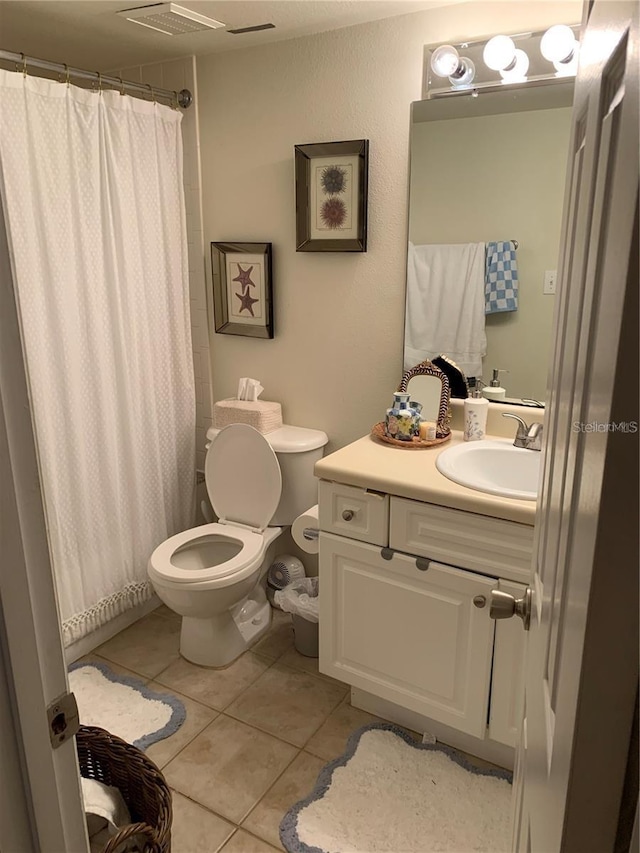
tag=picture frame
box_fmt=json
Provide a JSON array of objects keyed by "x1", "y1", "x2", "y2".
[
  {"x1": 210, "y1": 242, "x2": 273, "y2": 338},
  {"x1": 294, "y1": 139, "x2": 369, "y2": 252}
]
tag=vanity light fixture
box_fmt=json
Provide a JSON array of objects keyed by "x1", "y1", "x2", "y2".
[
  {"x1": 424, "y1": 24, "x2": 579, "y2": 99},
  {"x1": 430, "y1": 45, "x2": 476, "y2": 87}
]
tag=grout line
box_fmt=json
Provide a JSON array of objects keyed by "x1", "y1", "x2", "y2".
[
  {"x1": 236, "y1": 826, "x2": 283, "y2": 852},
  {"x1": 237, "y1": 745, "x2": 302, "y2": 829},
  {"x1": 217, "y1": 711, "x2": 307, "y2": 751},
  {"x1": 161, "y1": 711, "x2": 224, "y2": 772},
  {"x1": 298, "y1": 690, "x2": 347, "y2": 751},
  {"x1": 170, "y1": 787, "x2": 237, "y2": 839},
  {"x1": 154, "y1": 650, "x2": 278, "y2": 714},
  {"x1": 146, "y1": 688, "x2": 219, "y2": 769}
]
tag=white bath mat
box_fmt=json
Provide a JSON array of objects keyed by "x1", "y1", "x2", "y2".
[
  {"x1": 69, "y1": 661, "x2": 185, "y2": 750},
  {"x1": 280, "y1": 723, "x2": 513, "y2": 853}
]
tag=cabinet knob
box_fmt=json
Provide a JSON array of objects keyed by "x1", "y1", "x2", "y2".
[
  {"x1": 342, "y1": 509, "x2": 355, "y2": 521},
  {"x1": 473, "y1": 595, "x2": 486, "y2": 608}
]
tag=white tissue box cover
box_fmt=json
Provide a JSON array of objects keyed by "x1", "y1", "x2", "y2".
[{"x1": 214, "y1": 399, "x2": 283, "y2": 434}]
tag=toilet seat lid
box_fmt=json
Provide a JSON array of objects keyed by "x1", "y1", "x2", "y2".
[{"x1": 205, "y1": 423, "x2": 282, "y2": 531}]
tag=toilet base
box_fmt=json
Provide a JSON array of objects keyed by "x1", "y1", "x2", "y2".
[{"x1": 179, "y1": 588, "x2": 272, "y2": 668}]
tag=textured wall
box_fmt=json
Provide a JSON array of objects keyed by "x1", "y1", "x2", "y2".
[{"x1": 197, "y1": 0, "x2": 581, "y2": 452}]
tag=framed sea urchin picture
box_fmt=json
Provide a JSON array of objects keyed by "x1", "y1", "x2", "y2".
[
  {"x1": 210, "y1": 242, "x2": 273, "y2": 338},
  {"x1": 295, "y1": 139, "x2": 369, "y2": 252}
]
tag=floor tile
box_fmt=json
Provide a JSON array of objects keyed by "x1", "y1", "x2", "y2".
[
  {"x1": 305, "y1": 699, "x2": 387, "y2": 761},
  {"x1": 276, "y1": 647, "x2": 345, "y2": 688},
  {"x1": 153, "y1": 603, "x2": 181, "y2": 624},
  {"x1": 96, "y1": 613, "x2": 180, "y2": 679},
  {"x1": 252, "y1": 611, "x2": 294, "y2": 660},
  {"x1": 170, "y1": 791, "x2": 234, "y2": 852},
  {"x1": 220, "y1": 829, "x2": 281, "y2": 853},
  {"x1": 144, "y1": 684, "x2": 218, "y2": 769},
  {"x1": 225, "y1": 663, "x2": 347, "y2": 747},
  {"x1": 163, "y1": 715, "x2": 297, "y2": 824},
  {"x1": 242, "y1": 751, "x2": 325, "y2": 850},
  {"x1": 155, "y1": 652, "x2": 271, "y2": 710}
]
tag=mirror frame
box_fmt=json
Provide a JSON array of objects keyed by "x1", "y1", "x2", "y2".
[{"x1": 398, "y1": 360, "x2": 451, "y2": 438}]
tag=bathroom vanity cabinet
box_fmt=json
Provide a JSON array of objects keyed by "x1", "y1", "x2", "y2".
[{"x1": 315, "y1": 433, "x2": 536, "y2": 760}]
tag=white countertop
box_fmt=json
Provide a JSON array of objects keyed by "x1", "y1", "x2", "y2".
[{"x1": 315, "y1": 430, "x2": 537, "y2": 526}]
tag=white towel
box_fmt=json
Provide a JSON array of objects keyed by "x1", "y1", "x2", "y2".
[
  {"x1": 82, "y1": 777, "x2": 138, "y2": 852},
  {"x1": 404, "y1": 242, "x2": 487, "y2": 377}
]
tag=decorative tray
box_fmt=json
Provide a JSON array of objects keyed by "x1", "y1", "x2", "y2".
[{"x1": 371, "y1": 422, "x2": 451, "y2": 449}]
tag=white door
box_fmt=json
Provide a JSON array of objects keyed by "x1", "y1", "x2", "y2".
[
  {"x1": 0, "y1": 196, "x2": 88, "y2": 849},
  {"x1": 510, "y1": 2, "x2": 639, "y2": 850}
]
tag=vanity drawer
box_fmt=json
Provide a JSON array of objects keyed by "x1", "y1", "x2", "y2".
[
  {"x1": 318, "y1": 480, "x2": 389, "y2": 546},
  {"x1": 389, "y1": 497, "x2": 534, "y2": 583}
]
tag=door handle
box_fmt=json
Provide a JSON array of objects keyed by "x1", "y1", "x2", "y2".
[{"x1": 489, "y1": 588, "x2": 532, "y2": 631}]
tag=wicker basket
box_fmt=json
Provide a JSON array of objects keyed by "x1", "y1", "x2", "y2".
[{"x1": 77, "y1": 726, "x2": 172, "y2": 853}]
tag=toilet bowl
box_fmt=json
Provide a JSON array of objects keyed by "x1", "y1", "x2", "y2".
[{"x1": 148, "y1": 421, "x2": 327, "y2": 667}]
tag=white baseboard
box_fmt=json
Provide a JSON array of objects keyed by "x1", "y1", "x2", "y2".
[
  {"x1": 350, "y1": 686, "x2": 515, "y2": 770},
  {"x1": 64, "y1": 594, "x2": 162, "y2": 664}
]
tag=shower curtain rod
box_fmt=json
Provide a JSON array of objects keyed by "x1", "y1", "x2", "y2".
[{"x1": 0, "y1": 49, "x2": 193, "y2": 108}]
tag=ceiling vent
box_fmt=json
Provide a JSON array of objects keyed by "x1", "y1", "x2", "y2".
[
  {"x1": 227, "y1": 23, "x2": 276, "y2": 35},
  {"x1": 118, "y1": 3, "x2": 225, "y2": 35}
]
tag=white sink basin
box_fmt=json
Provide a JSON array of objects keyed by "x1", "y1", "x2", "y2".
[{"x1": 436, "y1": 439, "x2": 540, "y2": 501}]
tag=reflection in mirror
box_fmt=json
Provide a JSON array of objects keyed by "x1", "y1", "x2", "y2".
[
  {"x1": 404, "y1": 375, "x2": 442, "y2": 423},
  {"x1": 404, "y1": 80, "x2": 574, "y2": 404}
]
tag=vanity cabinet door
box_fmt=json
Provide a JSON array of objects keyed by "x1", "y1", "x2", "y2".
[
  {"x1": 488, "y1": 579, "x2": 527, "y2": 748},
  {"x1": 319, "y1": 532, "x2": 497, "y2": 738}
]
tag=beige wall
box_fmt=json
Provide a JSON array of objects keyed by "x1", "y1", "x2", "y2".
[
  {"x1": 196, "y1": 0, "x2": 581, "y2": 452},
  {"x1": 410, "y1": 107, "x2": 573, "y2": 401}
]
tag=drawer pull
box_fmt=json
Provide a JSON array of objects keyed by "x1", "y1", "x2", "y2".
[
  {"x1": 342, "y1": 509, "x2": 355, "y2": 521},
  {"x1": 381, "y1": 548, "x2": 394, "y2": 561},
  {"x1": 416, "y1": 558, "x2": 431, "y2": 572},
  {"x1": 473, "y1": 595, "x2": 487, "y2": 608}
]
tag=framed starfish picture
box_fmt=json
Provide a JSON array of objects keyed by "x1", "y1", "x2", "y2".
[
  {"x1": 294, "y1": 139, "x2": 369, "y2": 252},
  {"x1": 210, "y1": 242, "x2": 273, "y2": 338}
]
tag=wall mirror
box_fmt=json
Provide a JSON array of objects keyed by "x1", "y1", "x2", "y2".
[{"x1": 404, "y1": 78, "x2": 574, "y2": 404}]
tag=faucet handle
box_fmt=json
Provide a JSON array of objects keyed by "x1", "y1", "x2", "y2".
[{"x1": 502, "y1": 412, "x2": 529, "y2": 432}]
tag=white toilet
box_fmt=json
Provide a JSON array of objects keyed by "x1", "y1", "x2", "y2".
[{"x1": 148, "y1": 422, "x2": 327, "y2": 667}]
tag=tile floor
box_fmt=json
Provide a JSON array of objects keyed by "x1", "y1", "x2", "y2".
[{"x1": 88, "y1": 605, "x2": 409, "y2": 853}]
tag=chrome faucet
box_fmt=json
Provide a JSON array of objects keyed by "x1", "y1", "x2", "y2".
[{"x1": 502, "y1": 413, "x2": 544, "y2": 451}]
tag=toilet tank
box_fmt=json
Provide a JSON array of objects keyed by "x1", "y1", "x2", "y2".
[{"x1": 206, "y1": 424, "x2": 328, "y2": 526}]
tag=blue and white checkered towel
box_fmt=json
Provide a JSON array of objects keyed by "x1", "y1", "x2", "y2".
[{"x1": 485, "y1": 241, "x2": 518, "y2": 314}]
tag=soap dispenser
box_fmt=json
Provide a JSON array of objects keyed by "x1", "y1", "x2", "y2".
[
  {"x1": 464, "y1": 380, "x2": 489, "y2": 441},
  {"x1": 482, "y1": 369, "x2": 508, "y2": 401}
]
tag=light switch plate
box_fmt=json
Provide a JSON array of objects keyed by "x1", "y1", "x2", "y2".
[{"x1": 543, "y1": 270, "x2": 557, "y2": 295}]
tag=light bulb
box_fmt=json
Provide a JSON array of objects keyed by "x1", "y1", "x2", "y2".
[
  {"x1": 541, "y1": 25, "x2": 577, "y2": 63},
  {"x1": 554, "y1": 50, "x2": 579, "y2": 76},
  {"x1": 483, "y1": 35, "x2": 516, "y2": 71},
  {"x1": 430, "y1": 45, "x2": 460, "y2": 77},
  {"x1": 450, "y1": 57, "x2": 475, "y2": 87},
  {"x1": 500, "y1": 49, "x2": 530, "y2": 82}
]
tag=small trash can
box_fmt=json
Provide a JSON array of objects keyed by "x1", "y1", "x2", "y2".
[
  {"x1": 291, "y1": 613, "x2": 319, "y2": 657},
  {"x1": 274, "y1": 577, "x2": 319, "y2": 658}
]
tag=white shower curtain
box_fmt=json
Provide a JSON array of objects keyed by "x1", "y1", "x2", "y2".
[{"x1": 0, "y1": 70, "x2": 196, "y2": 644}]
